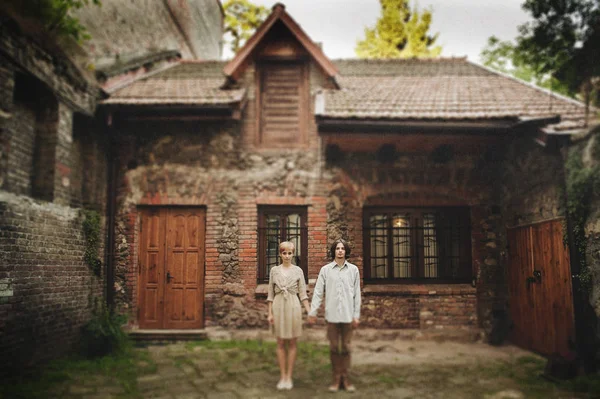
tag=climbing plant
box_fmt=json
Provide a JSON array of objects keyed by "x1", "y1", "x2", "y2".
[
  {"x1": 5, "y1": 0, "x2": 101, "y2": 42},
  {"x1": 82, "y1": 209, "x2": 102, "y2": 277},
  {"x1": 564, "y1": 135, "x2": 600, "y2": 291}
]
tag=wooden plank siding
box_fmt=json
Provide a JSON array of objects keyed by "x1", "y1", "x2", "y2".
[
  {"x1": 507, "y1": 219, "x2": 575, "y2": 356},
  {"x1": 257, "y1": 61, "x2": 308, "y2": 146}
]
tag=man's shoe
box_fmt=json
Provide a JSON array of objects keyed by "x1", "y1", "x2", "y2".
[{"x1": 328, "y1": 383, "x2": 339, "y2": 393}]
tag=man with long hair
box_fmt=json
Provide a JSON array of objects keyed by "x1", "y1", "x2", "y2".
[{"x1": 308, "y1": 238, "x2": 361, "y2": 392}]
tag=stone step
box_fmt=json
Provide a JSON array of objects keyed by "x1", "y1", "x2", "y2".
[{"x1": 128, "y1": 329, "x2": 208, "y2": 343}]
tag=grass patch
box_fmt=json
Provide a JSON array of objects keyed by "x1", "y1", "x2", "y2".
[
  {"x1": 558, "y1": 373, "x2": 600, "y2": 396},
  {"x1": 377, "y1": 373, "x2": 404, "y2": 387},
  {"x1": 0, "y1": 344, "x2": 154, "y2": 399}
]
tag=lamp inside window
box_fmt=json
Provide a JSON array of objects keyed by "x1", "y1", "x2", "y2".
[{"x1": 393, "y1": 217, "x2": 408, "y2": 228}]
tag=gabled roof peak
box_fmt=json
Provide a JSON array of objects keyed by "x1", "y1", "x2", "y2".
[{"x1": 223, "y1": 2, "x2": 337, "y2": 82}]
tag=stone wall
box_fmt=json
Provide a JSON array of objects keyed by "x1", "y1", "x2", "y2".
[
  {"x1": 570, "y1": 129, "x2": 600, "y2": 364},
  {"x1": 108, "y1": 56, "x2": 554, "y2": 333},
  {"x1": 110, "y1": 118, "x2": 328, "y2": 327},
  {"x1": 321, "y1": 150, "x2": 503, "y2": 333},
  {"x1": 496, "y1": 135, "x2": 568, "y2": 333},
  {"x1": 500, "y1": 137, "x2": 565, "y2": 226},
  {"x1": 111, "y1": 117, "x2": 512, "y2": 333},
  {"x1": 577, "y1": 131, "x2": 600, "y2": 322}
]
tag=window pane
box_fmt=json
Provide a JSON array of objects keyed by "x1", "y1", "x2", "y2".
[
  {"x1": 449, "y1": 219, "x2": 461, "y2": 278},
  {"x1": 265, "y1": 215, "x2": 280, "y2": 274},
  {"x1": 423, "y1": 213, "x2": 438, "y2": 278},
  {"x1": 392, "y1": 213, "x2": 412, "y2": 278},
  {"x1": 286, "y1": 214, "x2": 302, "y2": 266},
  {"x1": 369, "y1": 214, "x2": 388, "y2": 278}
]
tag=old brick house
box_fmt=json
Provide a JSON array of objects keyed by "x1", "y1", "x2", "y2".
[
  {"x1": 0, "y1": 0, "x2": 222, "y2": 371},
  {"x1": 100, "y1": 3, "x2": 591, "y2": 357},
  {"x1": 1, "y1": 0, "x2": 596, "y2": 372}
]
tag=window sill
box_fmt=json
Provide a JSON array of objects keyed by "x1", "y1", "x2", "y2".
[
  {"x1": 255, "y1": 284, "x2": 268, "y2": 298},
  {"x1": 363, "y1": 284, "x2": 476, "y2": 296}
]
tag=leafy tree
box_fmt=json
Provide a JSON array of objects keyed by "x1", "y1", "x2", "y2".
[
  {"x1": 6, "y1": 0, "x2": 101, "y2": 42},
  {"x1": 516, "y1": 0, "x2": 600, "y2": 123},
  {"x1": 480, "y1": 35, "x2": 570, "y2": 96},
  {"x1": 223, "y1": 0, "x2": 269, "y2": 54},
  {"x1": 355, "y1": 0, "x2": 442, "y2": 59}
]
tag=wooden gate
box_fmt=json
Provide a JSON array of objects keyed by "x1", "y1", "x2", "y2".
[
  {"x1": 138, "y1": 207, "x2": 205, "y2": 329},
  {"x1": 507, "y1": 219, "x2": 575, "y2": 355}
]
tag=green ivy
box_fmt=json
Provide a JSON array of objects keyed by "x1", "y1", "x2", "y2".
[
  {"x1": 6, "y1": 0, "x2": 102, "y2": 42},
  {"x1": 564, "y1": 139, "x2": 600, "y2": 292},
  {"x1": 80, "y1": 298, "x2": 129, "y2": 357},
  {"x1": 82, "y1": 209, "x2": 101, "y2": 277}
]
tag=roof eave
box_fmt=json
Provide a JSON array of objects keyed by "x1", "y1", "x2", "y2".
[{"x1": 316, "y1": 116, "x2": 520, "y2": 134}]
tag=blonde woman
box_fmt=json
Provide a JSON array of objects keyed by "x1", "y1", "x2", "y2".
[{"x1": 267, "y1": 241, "x2": 310, "y2": 390}]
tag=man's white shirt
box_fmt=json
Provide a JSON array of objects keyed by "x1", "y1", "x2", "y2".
[{"x1": 309, "y1": 260, "x2": 361, "y2": 323}]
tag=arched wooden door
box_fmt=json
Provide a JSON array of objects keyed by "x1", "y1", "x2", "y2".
[
  {"x1": 507, "y1": 219, "x2": 575, "y2": 355},
  {"x1": 138, "y1": 207, "x2": 205, "y2": 329}
]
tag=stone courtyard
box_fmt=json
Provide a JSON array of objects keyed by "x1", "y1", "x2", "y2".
[{"x1": 6, "y1": 328, "x2": 598, "y2": 399}]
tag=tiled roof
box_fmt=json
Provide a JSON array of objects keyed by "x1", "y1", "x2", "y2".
[
  {"x1": 102, "y1": 57, "x2": 588, "y2": 132},
  {"x1": 322, "y1": 58, "x2": 587, "y2": 132},
  {"x1": 102, "y1": 61, "x2": 244, "y2": 106}
]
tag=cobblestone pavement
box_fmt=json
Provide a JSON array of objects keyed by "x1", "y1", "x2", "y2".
[{"x1": 35, "y1": 328, "x2": 597, "y2": 399}]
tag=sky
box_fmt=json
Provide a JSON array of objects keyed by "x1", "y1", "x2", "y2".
[{"x1": 231, "y1": 0, "x2": 533, "y2": 62}]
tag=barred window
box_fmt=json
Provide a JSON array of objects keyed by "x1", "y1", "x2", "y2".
[
  {"x1": 258, "y1": 206, "x2": 308, "y2": 283},
  {"x1": 363, "y1": 207, "x2": 472, "y2": 283}
]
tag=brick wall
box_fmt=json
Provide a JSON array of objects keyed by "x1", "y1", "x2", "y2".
[
  {"x1": 5, "y1": 101, "x2": 36, "y2": 195},
  {"x1": 362, "y1": 286, "x2": 477, "y2": 329},
  {"x1": 0, "y1": 28, "x2": 107, "y2": 372},
  {"x1": 0, "y1": 192, "x2": 103, "y2": 372}
]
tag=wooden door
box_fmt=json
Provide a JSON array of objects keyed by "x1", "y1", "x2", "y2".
[
  {"x1": 138, "y1": 207, "x2": 205, "y2": 329},
  {"x1": 507, "y1": 219, "x2": 575, "y2": 355},
  {"x1": 138, "y1": 209, "x2": 166, "y2": 329}
]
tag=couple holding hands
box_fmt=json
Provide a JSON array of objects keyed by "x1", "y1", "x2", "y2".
[{"x1": 266, "y1": 238, "x2": 361, "y2": 392}]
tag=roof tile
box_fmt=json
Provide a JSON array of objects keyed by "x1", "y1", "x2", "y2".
[
  {"x1": 102, "y1": 57, "x2": 589, "y2": 131},
  {"x1": 322, "y1": 59, "x2": 587, "y2": 131}
]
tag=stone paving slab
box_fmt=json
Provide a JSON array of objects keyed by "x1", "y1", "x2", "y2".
[{"x1": 14, "y1": 329, "x2": 597, "y2": 399}]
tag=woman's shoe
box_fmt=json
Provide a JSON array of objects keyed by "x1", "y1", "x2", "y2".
[
  {"x1": 276, "y1": 380, "x2": 286, "y2": 390},
  {"x1": 285, "y1": 379, "x2": 293, "y2": 390}
]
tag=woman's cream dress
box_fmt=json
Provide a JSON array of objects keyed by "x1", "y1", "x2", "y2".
[{"x1": 267, "y1": 265, "x2": 308, "y2": 339}]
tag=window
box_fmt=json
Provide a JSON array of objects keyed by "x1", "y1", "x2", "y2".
[
  {"x1": 258, "y1": 206, "x2": 308, "y2": 283},
  {"x1": 363, "y1": 207, "x2": 472, "y2": 283}
]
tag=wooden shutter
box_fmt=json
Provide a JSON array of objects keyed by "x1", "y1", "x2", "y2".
[{"x1": 259, "y1": 62, "x2": 306, "y2": 145}]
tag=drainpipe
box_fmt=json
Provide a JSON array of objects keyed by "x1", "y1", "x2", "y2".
[{"x1": 104, "y1": 112, "x2": 117, "y2": 310}]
